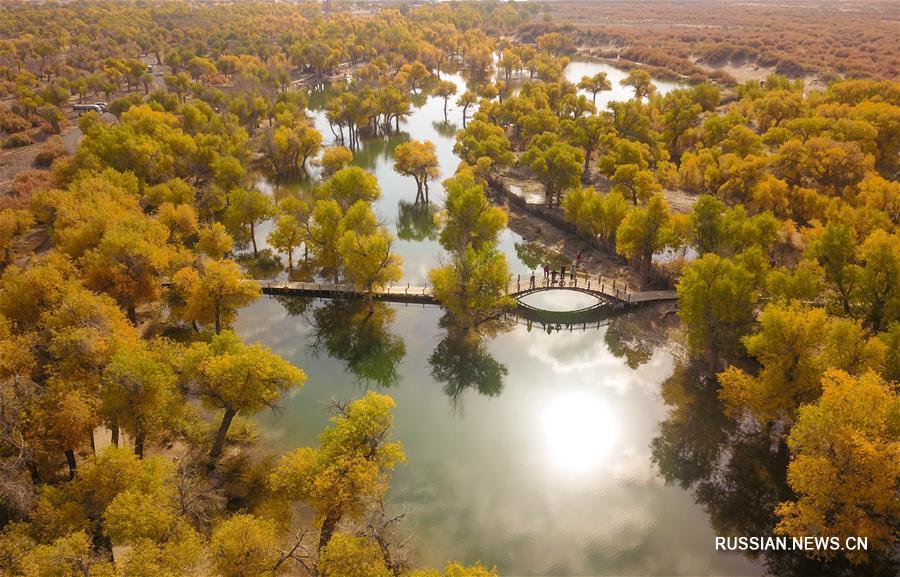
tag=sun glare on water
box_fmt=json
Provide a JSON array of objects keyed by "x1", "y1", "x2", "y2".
[{"x1": 541, "y1": 392, "x2": 619, "y2": 475}]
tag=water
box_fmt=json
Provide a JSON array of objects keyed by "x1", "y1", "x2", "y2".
[
  {"x1": 235, "y1": 59, "x2": 762, "y2": 575},
  {"x1": 518, "y1": 288, "x2": 602, "y2": 312},
  {"x1": 253, "y1": 57, "x2": 683, "y2": 283}
]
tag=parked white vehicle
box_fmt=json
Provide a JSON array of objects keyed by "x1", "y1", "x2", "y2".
[{"x1": 73, "y1": 103, "x2": 103, "y2": 114}]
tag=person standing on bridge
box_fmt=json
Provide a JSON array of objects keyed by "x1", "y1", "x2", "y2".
[
  {"x1": 529, "y1": 271, "x2": 536, "y2": 289},
  {"x1": 543, "y1": 264, "x2": 549, "y2": 280},
  {"x1": 576, "y1": 250, "x2": 582, "y2": 265},
  {"x1": 551, "y1": 269, "x2": 557, "y2": 284},
  {"x1": 560, "y1": 265, "x2": 566, "y2": 282}
]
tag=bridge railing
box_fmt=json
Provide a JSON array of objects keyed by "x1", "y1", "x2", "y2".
[
  {"x1": 506, "y1": 271, "x2": 631, "y2": 302},
  {"x1": 260, "y1": 274, "x2": 653, "y2": 306}
]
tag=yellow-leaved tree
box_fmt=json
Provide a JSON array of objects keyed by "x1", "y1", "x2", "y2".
[
  {"x1": 719, "y1": 302, "x2": 885, "y2": 424},
  {"x1": 393, "y1": 139, "x2": 440, "y2": 203},
  {"x1": 318, "y1": 533, "x2": 393, "y2": 577},
  {"x1": 775, "y1": 370, "x2": 899, "y2": 563},
  {"x1": 429, "y1": 168, "x2": 512, "y2": 330},
  {"x1": 186, "y1": 331, "x2": 305, "y2": 461},
  {"x1": 269, "y1": 392, "x2": 405, "y2": 555},
  {"x1": 169, "y1": 258, "x2": 260, "y2": 334},
  {"x1": 337, "y1": 202, "x2": 402, "y2": 312}
]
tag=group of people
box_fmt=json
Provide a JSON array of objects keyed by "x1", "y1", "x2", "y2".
[{"x1": 529, "y1": 251, "x2": 582, "y2": 289}]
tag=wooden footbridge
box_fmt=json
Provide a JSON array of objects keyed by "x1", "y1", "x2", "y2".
[{"x1": 261, "y1": 273, "x2": 677, "y2": 319}]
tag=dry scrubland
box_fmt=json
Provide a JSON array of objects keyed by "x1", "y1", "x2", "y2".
[{"x1": 541, "y1": 0, "x2": 899, "y2": 83}]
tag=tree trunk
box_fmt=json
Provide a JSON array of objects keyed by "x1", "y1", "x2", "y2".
[
  {"x1": 414, "y1": 177, "x2": 423, "y2": 202},
  {"x1": 250, "y1": 221, "x2": 258, "y2": 257},
  {"x1": 134, "y1": 430, "x2": 145, "y2": 459},
  {"x1": 318, "y1": 513, "x2": 341, "y2": 555},
  {"x1": 65, "y1": 449, "x2": 77, "y2": 480},
  {"x1": 210, "y1": 406, "x2": 237, "y2": 460},
  {"x1": 127, "y1": 304, "x2": 137, "y2": 325},
  {"x1": 214, "y1": 301, "x2": 221, "y2": 335},
  {"x1": 111, "y1": 424, "x2": 119, "y2": 447}
]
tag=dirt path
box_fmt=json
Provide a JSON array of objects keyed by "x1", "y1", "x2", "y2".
[
  {"x1": 505, "y1": 202, "x2": 640, "y2": 287},
  {"x1": 495, "y1": 171, "x2": 695, "y2": 290}
]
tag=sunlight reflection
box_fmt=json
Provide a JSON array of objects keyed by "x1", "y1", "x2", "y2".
[{"x1": 541, "y1": 391, "x2": 619, "y2": 475}]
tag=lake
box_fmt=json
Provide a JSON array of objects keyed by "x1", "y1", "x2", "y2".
[{"x1": 235, "y1": 58, "x2": 762, "y2": 575}]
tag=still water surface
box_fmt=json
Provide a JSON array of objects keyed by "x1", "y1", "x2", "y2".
[
  {"x1": 518, "y1": 289, "x2": 602, "y2": 312},
  {"x1": 236, "y1": 59, "x2": 761, "y2": 575}
]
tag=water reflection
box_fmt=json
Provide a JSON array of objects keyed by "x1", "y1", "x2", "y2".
[
  {"x1": 513, "y1": 240, "x2": 570, "y2": 271},
  {"x1": 431, "y1": 119, "x2": 459, "y2": 139},
  {"x1": 234, "y1": 57, "x2": 788, "y2": 575},
  {"x1": 272, "y1": 296, "x2": 316, "y2": 317},
  {"x1": 518, "y1": 289, "x2": 601, "y2": 312},
  {"x1": 305, "y1": 299, "x2": 407, "y2": 388},
  {"x1": 541, "y1": 391, "x2": 618, "y2": 475},
  {"x1": 428, "y1": 316, "x2": 512, "y2": 408},
  {"x1": 650, "y1": 363, "x2": 900, "y2": 576},
  {"x1": 396, "y1": 199, "x2": 439, "y2": 242},
  {"x1": 346, "y1": 132, "x2": 410, "y2": 172},
  {"x1": 236, "y1": 249, "x2": 283, "y2": 281},
  {"x1": 603, "y1": 311, "x2": 673, "y2": 370},
  {"x1": 238, "y1": 297, "x2": 766, "y2": 575},
  {"x1": 271, "y1": 59, "x2": 681, "y2": 284}
]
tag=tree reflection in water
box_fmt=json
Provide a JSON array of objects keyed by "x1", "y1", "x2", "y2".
[
  {"x1": 236, "y1": 249, "x2": 283, "y2": 281},
  {"x1": 348, "y1": 132, "x2": 410, "y2": 171},
  {"x1": 431, "y1": 119, "x2": 459, "y2": 139},
  {"x1": 274, "y1": 295, "x2": 315, "y2": 318},
  {"x1": 604, "y1": 308, "x2": 677, "y2": 369},
  {"x1": 429, "y1": 315, "x2": 511, "y2": 408},
  {"x1": 396, "y1": 199, "x2": 439, "y2": 242},
  {"x1": 304, "y1": 298, "x2": 407, "y2": 388},
  {"x1": 651, "y1": 362, "x2": 899, "y2": 577},
  {"x1": 514, "y1": 240, "x2": 566, "y2": 271}
]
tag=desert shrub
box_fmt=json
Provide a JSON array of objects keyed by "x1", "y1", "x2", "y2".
[
  {"x1": 2, "y1": 131, "x2": 33, "y2": 148},
  {"x1": 10, "y1": 169, "x2": 54, "y2": 198},
  {"x1": 0, "y1": 109, "x2": 30, "y2": 133},
  {"x1": 33, "y1": 135, "x2": 67, "y2": 167}
]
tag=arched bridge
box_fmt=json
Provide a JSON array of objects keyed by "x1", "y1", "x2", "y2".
[
  {"x1": 511, "y1": 285, "x2": 619, "y2": 323},
  {"x1": 261, "y1": 273, "x2": 677, "y2": 320}
]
